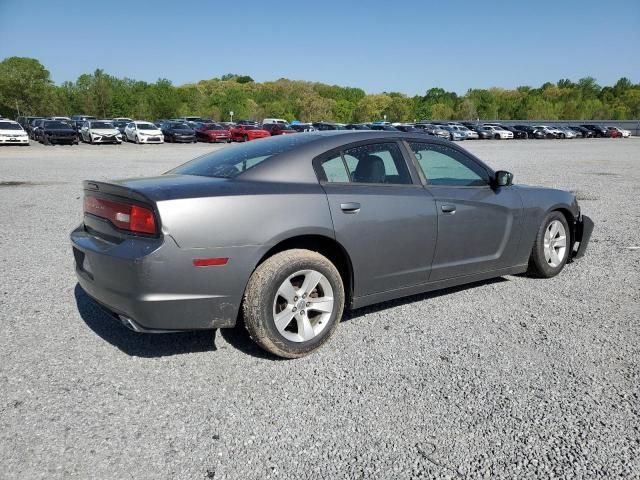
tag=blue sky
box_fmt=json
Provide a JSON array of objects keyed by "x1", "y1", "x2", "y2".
[{"x1": 1, "y1": 0, "x2": 638, "y2": 95}]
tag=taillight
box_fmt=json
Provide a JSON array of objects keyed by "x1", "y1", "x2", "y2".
[{"x1": 84, "y1": 195, "x2": 157, "y2": 234}]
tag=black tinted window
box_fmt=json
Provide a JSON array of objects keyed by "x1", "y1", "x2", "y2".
[
  {"x1": 170, "y1": 134, "x2": 319, "y2": 178},
  {"x1": 0, "y1": 122, "x2": 22, "y2": 130},
  {"x1": 409, "y1": 143, "x2": 489, "y2": 186},
  {"x1": 343, "y1": 142, "x2": 412, "y2": 185},
  {"x1": 44, "y1": 121, "x2": 70, "y2": 128}
]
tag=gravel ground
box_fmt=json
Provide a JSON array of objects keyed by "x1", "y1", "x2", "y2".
[{"x1": 0, "y1": 138, "x2": 638, "y2": 479}]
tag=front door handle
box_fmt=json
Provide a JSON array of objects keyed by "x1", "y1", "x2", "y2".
[
  {"x1": 340, "y1": 202, "x2": 361, "y2": 214},
  {"x1": 441, "y1": 204, "x2": 456, "y2": 214}
]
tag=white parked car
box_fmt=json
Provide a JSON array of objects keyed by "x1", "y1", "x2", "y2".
[
  {"x1": 451, "y1": 125, "x2": 478, "y2": 139},
  {"x1": 482, "y1": 125, "x2": 514, "y2": 139},
  {"x1": 534, "y1": 125, "x2": 563, "y2": 138},
  {"x1": 262, "y1": 118, "x2": 289, "y2": 125},
  {"x1": 80, "y1": 120, "x2": 122, "y2": 144},
  {"x1": 124, "y1": 121, "x2": 164, "y2": 144},
  {"x1": 0, "y1": 119, "x2": 29, "y2": 145},
  {"x1": 556, "y1": 126, "x2": 578, "y2": 139}
]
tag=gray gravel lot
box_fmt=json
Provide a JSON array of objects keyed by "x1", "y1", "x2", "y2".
[{"x1": 0, "y1": 138, "x2": 639, "y2": 479}]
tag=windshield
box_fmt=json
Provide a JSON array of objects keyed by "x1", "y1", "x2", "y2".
[
  {"x1": 91, "y1": 122, "x2": 114, "y2": 129},
  {"x1": 137, "y1": 123, "x2": 157, "y2": 130},
  {"x1": 171, "y1": 123, "x2": 191, "y2": 129},
  {"x1": 0, "y1": 122, "x2": 22, "y2": 130},
  {"x1": 206, "y1": 125, "x2": 225, "y2": 130},
  {"x1": 0, "y1": 122, "x2": 23, "y2": 130},
  {"x1": 170, "y1": 134, "x2": 319, "y2": 179},
  {"x1": 44, "y1": 121, "x2": 70, "y2": 129}
]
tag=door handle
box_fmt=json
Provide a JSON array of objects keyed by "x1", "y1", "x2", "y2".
[
  {"x1": 340, "y1": 202, "x2": 361, "y2": 214},
  {"x1": 441, "y1": 204, "x2": 456, "y2": 214}
]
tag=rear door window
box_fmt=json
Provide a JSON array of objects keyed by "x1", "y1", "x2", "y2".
[{"x1": 343, "y1": 143, "x2": 412, "y2": 185}]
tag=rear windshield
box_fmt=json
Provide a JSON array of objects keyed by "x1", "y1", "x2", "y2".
[
  {"x1": 0, "y1": 122, "x2": 22, "y2": 130},
  {"x1": 169, "y1": 134, "x2": 319, "y2": 178}
]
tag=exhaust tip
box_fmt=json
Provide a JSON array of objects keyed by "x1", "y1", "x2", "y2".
[{"x1": 118, "y1": 315, "x2": 143, "y2": 333}]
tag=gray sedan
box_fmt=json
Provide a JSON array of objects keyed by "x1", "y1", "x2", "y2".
[{"x1": 71, "y1": 132, "x2": 593, "y2": 358}]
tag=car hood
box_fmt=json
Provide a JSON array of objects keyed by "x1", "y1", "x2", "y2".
[
  {"x1": 138, "y1": 129, "x2": 162, "y2": 135},
  {"x1": 46, "y1": 128, "x2": 76, "y2": 133},
  {"x1": 169, "y1": 129, "x2": 194, "y2": 134},
  {"x1": 3, "y1": 130, "x2": 27, "y2": 136}
]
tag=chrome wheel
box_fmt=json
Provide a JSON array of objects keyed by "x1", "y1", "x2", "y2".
[
  {"x1": 272, "y1": 269, "x2": 334, "y2": 343},
  {"x1": 543, "y1": 220, "x2": 567, "y2": 268}
]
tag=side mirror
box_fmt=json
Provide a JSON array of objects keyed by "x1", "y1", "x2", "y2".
[{"x1": 495, "y1": 170, "x2": 513, "y2": 187}]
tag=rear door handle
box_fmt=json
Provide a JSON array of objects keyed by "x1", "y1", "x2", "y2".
[
  {"x1": 340, "y1": 202, "x2": 361, "y2": 214},
  {"x1": 441, "y1": 204, "x2": 456, "y2": 214}
]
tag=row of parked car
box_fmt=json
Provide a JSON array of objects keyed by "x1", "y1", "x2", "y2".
[
  {"x1": 337, "y1": 121, "x2": 632, "y2": 141},
  {"x1": 3, "y1": 114, "x2": 633, "y2": 146}
]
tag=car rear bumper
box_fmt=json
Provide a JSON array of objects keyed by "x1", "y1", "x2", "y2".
[
  {"x1": 572, "y1": 214, "x2": 594, "y2": 260},
  {"x1": 70, "y1": 225, "x2": 251, "y2": 332}
]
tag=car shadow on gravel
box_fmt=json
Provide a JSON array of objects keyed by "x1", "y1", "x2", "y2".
[
  {"x1": 75, "y1": 278, "x2": 509, "y2": 359},
  {"x1": 342, "y1": 277, "x2": 509, "y2": 322},
  {"x1": 74, "y1": 284, "x2": 217, "y2": 358}
]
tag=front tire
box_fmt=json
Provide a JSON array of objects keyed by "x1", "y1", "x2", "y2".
[
  {"x1": 243, "y1": 249, "x2": 345, "y2": 359},
  {"x1": 527, "y1": 211, "x2": 570, "y2": 278}
]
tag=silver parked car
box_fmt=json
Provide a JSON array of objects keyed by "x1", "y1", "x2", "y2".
[
  {"x1": 71, "y1": 132, "x2": 593, "y2": 358},
  {"x1": 419, "y1": 124, "x2": 450, "y2": 139}
]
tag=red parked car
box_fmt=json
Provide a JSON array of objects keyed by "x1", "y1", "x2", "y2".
[
  {"x1": 195, "y1": 123, "x2": 231, "y2": 143},
  {"x1": 606, "y1": 126, "x2": 622, "y2": 138},
  {"x1": 262, "y1": 123, "x2": 297, "y2": 136},
  {"x1": 230, "y1": 125, "x2": 270, "y2": 142}
]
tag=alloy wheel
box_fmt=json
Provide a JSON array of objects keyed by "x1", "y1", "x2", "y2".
[
  {"x1": 543, "y1": 220, "x2": 567, "y2": 268},
  {"x1": 272, "y1": 269, "x2": 334, "y2": 343}
]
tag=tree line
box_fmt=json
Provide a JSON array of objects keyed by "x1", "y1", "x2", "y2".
[{"x1": 1, "y1": 56, "x2": 639, "y2": 122}]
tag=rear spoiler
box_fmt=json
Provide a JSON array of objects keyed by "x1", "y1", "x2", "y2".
[{"x1": 83, "y1": 180, "x2": 154, "y2": 205}]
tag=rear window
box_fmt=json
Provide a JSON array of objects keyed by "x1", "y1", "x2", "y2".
[{"x1": 169, "y1": 134, "x2": 319, "y2": 178}]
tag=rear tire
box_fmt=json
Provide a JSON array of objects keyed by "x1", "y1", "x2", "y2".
[
  {"x1": 527, "y1": 211, "x2": 570, "y2": 278},
  {"x1": 243, "y1": 135, "x2": 249, "y2": 142},
  {"x1": 243, "y1": 249, "x2": 345, "y2": 359}
]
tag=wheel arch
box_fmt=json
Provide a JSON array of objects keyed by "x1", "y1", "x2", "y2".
[
  {"x1": 253, "y1": 234, "x2": 354, "y2": 307},
  {"x1": 548, "y1": 206, "x2": 578, "y2": 260}
]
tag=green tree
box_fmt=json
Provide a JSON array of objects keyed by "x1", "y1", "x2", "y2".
[{"x1": 0, "y1": 57, "x2": 54, "y2": 115}]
